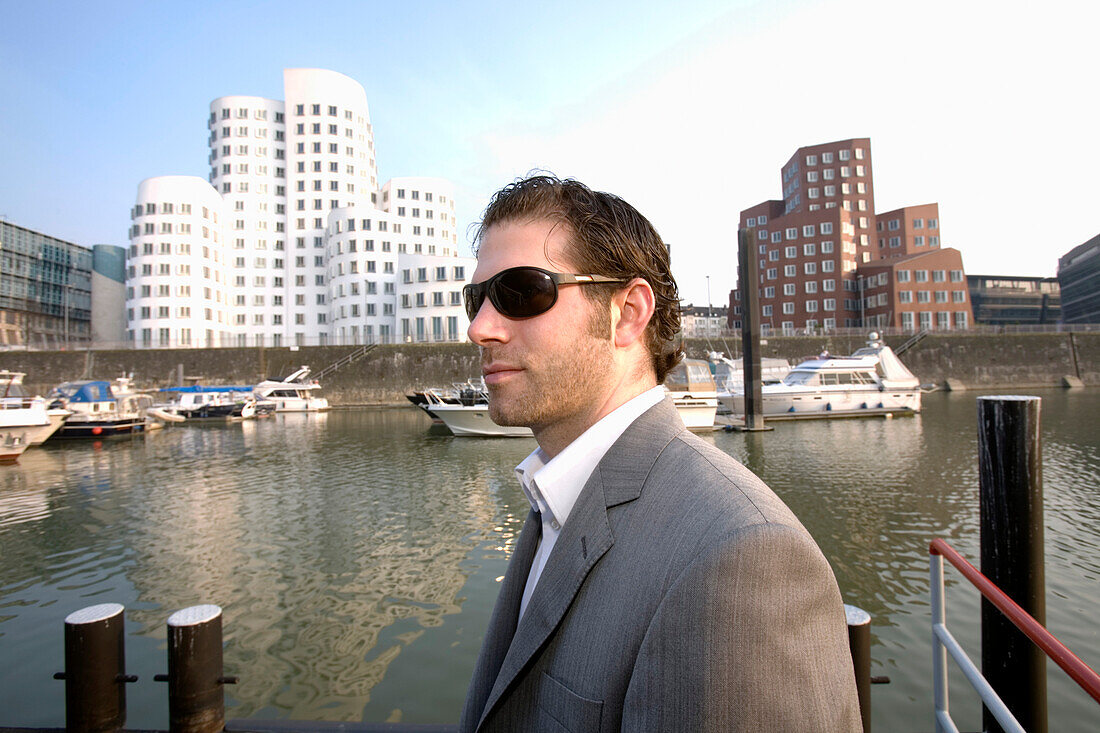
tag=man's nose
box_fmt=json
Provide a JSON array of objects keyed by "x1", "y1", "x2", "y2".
[{"x1": 468, "y1": 298, "x2": 509, "y2": 345}]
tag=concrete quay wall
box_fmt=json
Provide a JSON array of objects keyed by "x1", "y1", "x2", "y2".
[
  {"x1": 4, "y1": 332, "x2": 1096, "y2": 405},
  {"x1": 687, "y1": 332, "x2": 1099, "y2": 390}
]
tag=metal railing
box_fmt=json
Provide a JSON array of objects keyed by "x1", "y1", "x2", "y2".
[{"x1": 929, "y1": 538, "x2": 1100, "y2": 733}]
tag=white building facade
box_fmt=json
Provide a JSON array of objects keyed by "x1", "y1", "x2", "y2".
[{"x1": 126, "y1": 68, "x2": 473, "y2": 348}]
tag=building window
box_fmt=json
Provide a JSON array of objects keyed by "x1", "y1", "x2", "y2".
[
  {"x1": 915, "y1": 270, "x2": 929, "y2": 282},
  {"x1": 917, "y1": 291, "x2": 931, "y2": 303},
  {"x1": 784, "y1": 265, "x2": 796, "y2": 277},
  {"x1": 785, "y1": 246, "x2": 797, "y2": 258},
  {"x1": 782, "y1": 302, "x2": 795, "y2": 315}
]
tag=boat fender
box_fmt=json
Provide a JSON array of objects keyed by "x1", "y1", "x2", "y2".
[
  {"x1": 787, "y1": 406, "x2": 796, "y2": 413},
  {"x1": 877, "y1": 402, "x2": 884, "y2": 409},
  {"x1": 825, "y1": 403, "x2": 832, "y2": 411},
  {"x1": 860, "y1": 402, "x2": 867, "y2": 409}
]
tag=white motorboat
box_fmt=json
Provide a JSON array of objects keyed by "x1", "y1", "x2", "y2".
[
  {"x1": 253, "y1": 366, "x2": 330, "y2": 412},
  {"x1": 158, "y1": 385, "x2": 258, "y2": 420},
  {"x1": 721, "y1": 333, "x2": 922, "y2": 420},
  {"x1": 0, "y1": 371, "x2": 69, "y2": 448},
  {"x1": 709, "y1": 355, "x2": 791, "y2": 416},
  {"x1": 421, "y1": 383, "x2": 532, "y2": 437},
  {"x1": 663, "y1": 358, "x2": 719, "y2": 430}
]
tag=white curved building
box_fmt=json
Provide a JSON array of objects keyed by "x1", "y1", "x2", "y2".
[
  {"x1": 127, "y1": 69, "x2": 472, "y2": 348},
  {"x1": 127, "y1": 176, "x2": 228, "y2": 347}
]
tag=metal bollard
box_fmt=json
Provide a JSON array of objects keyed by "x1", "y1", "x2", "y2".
[
  {"x1": 845, "y1": 604, "x2": 872, "y2": 733},
  {"x1": 54, "y1": 603, "x2": 137, "y2": 733},
  {"x1": 155, "y1": 605, "x2": 237, "y2": 733}
]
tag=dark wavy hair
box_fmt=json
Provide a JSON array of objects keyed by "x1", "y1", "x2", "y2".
[{"x1": 475, "y1": 174, "x2": 683, "y2": 382}]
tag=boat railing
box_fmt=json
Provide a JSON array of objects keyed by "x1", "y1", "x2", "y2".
[{"x1": 929, "y1": 538, "x2": 1100, "y2": 732}]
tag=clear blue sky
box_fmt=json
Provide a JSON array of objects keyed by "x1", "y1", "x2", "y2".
[{"x1": 2, "y1": 0, "x2": 1096, "y2": 306}]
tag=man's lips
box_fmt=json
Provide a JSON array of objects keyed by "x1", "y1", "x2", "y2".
[{"x1": 482, "y1": 363, "x2": 523, "y2": 384}]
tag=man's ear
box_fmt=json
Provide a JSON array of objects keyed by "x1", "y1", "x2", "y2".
[{"x1": 613, "y1": 278, "x2": 655, "y2": 349}]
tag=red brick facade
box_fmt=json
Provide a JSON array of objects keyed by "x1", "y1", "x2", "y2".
[{"x1": 733, "y1": 139, "x2": 970, "y2": 332}]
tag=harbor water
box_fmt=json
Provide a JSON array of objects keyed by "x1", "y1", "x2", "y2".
[{"x1": 1, "y1": 390, "x2": 1097, "y2": 731}]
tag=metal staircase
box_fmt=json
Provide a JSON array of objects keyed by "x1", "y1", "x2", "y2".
[
  {"x1": 895, "y1": 330, "x2": 929, "y2": 356},
  {"x1": 315, "y1": 343, "x2": 377, "y2": 380}
]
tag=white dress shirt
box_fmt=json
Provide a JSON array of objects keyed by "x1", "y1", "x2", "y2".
[{"x1": 514, "y1": 385, "x2": 666, "y2": 620}]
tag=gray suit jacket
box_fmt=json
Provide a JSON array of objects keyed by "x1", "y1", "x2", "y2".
[{"x1": 460, "y1": 399, "x2": 860, "y2": 732}]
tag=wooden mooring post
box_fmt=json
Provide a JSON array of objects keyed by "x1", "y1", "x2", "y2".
[
  {"x1": 736, "y1": 227, "x2": 769, "y2": 432},
  {"x1": 977, "y1": 395, "x2": 1046, "y2": 733}
]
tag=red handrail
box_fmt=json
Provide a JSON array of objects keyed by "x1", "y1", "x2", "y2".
[{"x1": 930, "y1": 538, "x2": 1100, "y2": 704}]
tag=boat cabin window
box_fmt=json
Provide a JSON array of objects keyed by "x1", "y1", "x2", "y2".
[
  {"x1": 783, "y1": 371, "x2": 820, "y2": 386},
  {"x1": 820, "y1": 372, "x2": 840, "y2": 386},
  {"x1": 665, "y1": 360, "x2": 714, "y2": 392}
]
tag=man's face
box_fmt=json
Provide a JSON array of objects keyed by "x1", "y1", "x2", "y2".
[{"x1": 468, "y1": 219, "x2": 616, "y2": 439}]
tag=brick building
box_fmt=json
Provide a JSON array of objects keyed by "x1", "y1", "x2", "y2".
[
  {"x1": 875, "y1": 203, "x2": 942, "y2": 257},
  {"x1": 859, "y1": 249, "x2": 972, "y2": 331},
  {"x1": 734, "y1": 138, "x2": 875, "y2": 332},
  {"x1": 733, "y1": 139, "x2": 971, "y2": 332}
]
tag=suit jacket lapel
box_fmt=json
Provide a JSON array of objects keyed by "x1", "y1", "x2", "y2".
[
  {"x1": 474, "y1": 399, "x2": 686, "y2": 730},
  {"x1": 477, "y1": 476, "x2": 614, "y2": 729},
  {"x1": 463, "y1": 509, "x2": 541, "y2": 731}
]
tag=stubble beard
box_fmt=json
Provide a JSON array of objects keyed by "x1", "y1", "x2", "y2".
[{"x1": 484, "y1": 300, "x2": 614, "y2": 430}]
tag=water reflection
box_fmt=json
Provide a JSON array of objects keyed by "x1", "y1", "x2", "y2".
[{"x1": 1, "y1": 393, "x2": 1097, "y2": 731}]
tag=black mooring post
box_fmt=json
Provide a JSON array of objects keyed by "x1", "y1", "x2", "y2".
[
  {"x1": 159, "y1": 605, "x2": 235, "y2": 733},
  {"x1": 845, "y1": 605, "x2": 872, "y2": 733},
  {"x1": 56, "y1": 603, "x2": 135, "y2": 733},
  {"x1": 736, "y1": 227, "x2": 766, "y2": 431},
  {"x1": 977, "y1": 395, "x2": 1046, "y2": 733}
]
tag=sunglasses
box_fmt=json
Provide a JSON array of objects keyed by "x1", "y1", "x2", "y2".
[{"x1": 463, "y1": 266, "x2": 628, "y2": 320}]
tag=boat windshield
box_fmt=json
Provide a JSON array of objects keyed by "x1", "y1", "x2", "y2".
[
  {"x1": 666, "y1": 360, "x2": 715, "y2": 392},
  {"x1": 783, "y1": 371, "x2": 820, "y2": 386}
]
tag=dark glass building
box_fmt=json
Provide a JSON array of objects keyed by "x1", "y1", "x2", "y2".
[
  {"x1": 966, "y1": 275, "x2": 1061, "y2": 326},
  {"x1": 1058, "y1": 234, "x2": 1100, "y2": 324},
  {"x1": 0, "y1": 221, "x2": 93, "y2": 348}
]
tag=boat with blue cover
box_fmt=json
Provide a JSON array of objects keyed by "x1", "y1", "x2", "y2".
[
  {"x1": 158, "y1": 385, "x2": 268, "y2": 420},
  {"x1": 47, "y1": 380, "x2": 149, "y2": 438}
]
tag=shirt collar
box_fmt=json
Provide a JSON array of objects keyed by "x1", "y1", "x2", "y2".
[{"x1": 514, "y1": 385, "x2": 666, "y2": 528}]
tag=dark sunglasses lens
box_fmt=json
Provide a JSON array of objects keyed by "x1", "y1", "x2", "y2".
[
  {"x1": 463, "y1": 285, "x2": 484, "y2": 321},
  {"x1": 492, "y1": 268, "x2": 556, "y2": 317}
]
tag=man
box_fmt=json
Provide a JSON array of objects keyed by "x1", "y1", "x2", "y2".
[{"x1": 459, "y1": 175, "x2": 859, "y2": 732}]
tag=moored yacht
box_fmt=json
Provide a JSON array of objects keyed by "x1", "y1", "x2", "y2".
[
  {"x1": 47, "y1": 380, "x2": 148, "y2": 438},
  {"x1": 159, "y1": 385, "x2": 259, "y2": 420},
  {"x1": 0, "y1": 371, "x2": 69, "y2": 447},
  {"x1": 663, "y1": 358, "x2": 719, "y2": 430},
  {"x1": 253, "y1": 366, "x2": 330, "y2": 412},
  {"x1": 721, "y1": 333, "x2": 922, "y2": 419}
]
